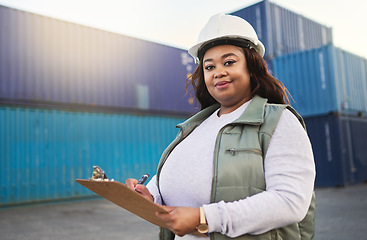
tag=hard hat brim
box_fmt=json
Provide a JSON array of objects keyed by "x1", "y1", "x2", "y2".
[{"x1": 188, "y1": 35, "x2": 265, "y2": 63}]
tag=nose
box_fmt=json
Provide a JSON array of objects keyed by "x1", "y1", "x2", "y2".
[{"x1": 214, "y1": 68, "x2": 228, "y2": 78}]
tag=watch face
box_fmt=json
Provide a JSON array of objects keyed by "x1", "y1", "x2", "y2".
[{"x1": 197, "y1": 224, "x2": 209, "y2": 234}]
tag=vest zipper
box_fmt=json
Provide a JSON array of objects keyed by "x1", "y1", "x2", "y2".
[{"x1": 226, "y1": 148, "x2": 263, "y2": 156}]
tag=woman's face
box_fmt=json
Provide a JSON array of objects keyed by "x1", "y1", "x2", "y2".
[{"x1": 203, "y1": 45, "x2": 252, "y2": 114}]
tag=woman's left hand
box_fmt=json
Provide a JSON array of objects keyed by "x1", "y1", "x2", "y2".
[{"x1": 156, "y1": 206, "x2": 200, "y2": 237}]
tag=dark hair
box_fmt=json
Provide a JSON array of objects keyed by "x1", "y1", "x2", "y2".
[{"x1": 187, "y1": 47, "x2": 290, "y2": 110}]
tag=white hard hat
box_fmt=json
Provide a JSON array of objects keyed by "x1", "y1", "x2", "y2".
[{"x1": 188, "y1": 13, "x2": 265, "y2": 63}]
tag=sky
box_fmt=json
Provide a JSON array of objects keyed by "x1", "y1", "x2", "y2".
[{"x1": 0, "y1": 0, "x2": 366, "y2": 58}]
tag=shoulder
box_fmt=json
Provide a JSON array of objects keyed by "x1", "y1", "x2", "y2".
[
  {"x1": 260, "y1": 104, "x2": 307, "y2": 143},
  {"x1": 265, "y1": 108, "x2": 313, "y2": 163},
  {"x1": 264, "y1": 103, "x2": 305, "y2": 130},
  {"x1": 279, "y1": 108, "x2": 305, "y2": 130},
  {"x1": 274, "y1": 108, "x2": 308, "y2": 142}
]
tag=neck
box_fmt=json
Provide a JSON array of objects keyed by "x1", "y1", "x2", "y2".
[{"x1": 218, "y1": 96, "x2": 251, "y2": 116}]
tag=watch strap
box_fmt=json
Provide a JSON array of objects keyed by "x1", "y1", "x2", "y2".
[{"x1": 199, "y1": 207, "x2": 206, "y2": 224}]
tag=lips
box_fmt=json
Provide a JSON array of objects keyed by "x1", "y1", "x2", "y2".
[{"x1": 215, "y1": 81, "x2": 232, "y2": 89}]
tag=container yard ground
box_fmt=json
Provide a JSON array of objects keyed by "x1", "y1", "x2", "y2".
[{"x1": 1, "y1": 184, "x2": 367, "y2": 240}]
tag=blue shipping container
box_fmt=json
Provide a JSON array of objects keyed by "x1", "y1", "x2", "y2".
[
  {"x1": 304, "y1": 114, "x2": 367, "y2": 187},
  {"x1": 230, "y1": 0, "x2": 333, "y2": 59},
  {"x1": 272, "y1": 44, "x2": 367, "y2": 117},
  {"x1": 0, "y1": 5, "x2": 197, "y2": 114},
  {"x1": 0, "y1": 106, "x2": 186, "y2": 206}
]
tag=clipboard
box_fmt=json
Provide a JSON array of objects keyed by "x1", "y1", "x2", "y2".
[
  {"x1": 76, "y1": 179, "x2": 169, "y2": 228},
  {"x1": 76, "y1": 179, "x2": 208, "y2": 237}
]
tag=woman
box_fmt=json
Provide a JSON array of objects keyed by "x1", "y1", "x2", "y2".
[{"x1": 126, "y1": 13, "x2": 315, "y2": 240}]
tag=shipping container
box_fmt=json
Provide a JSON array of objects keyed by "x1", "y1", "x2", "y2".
[
  {"x1": 0, "y1": 5, "x2": 197, "y2": 114},
  {"x1": 0, "y1": 106, "x2": 186, "y2": 206},
  {"x1": 230, "y1": 0, "x2": 333, "y2": 59},
  {"x1": 304, "y1": 114, "x2": 367, "y2": 187},
  {"x1": 272, "y1": 44, "x2": 367, "y2": 117},
  {"x1": 2, "y1": 107, "x2": 366, "y2": 206}
]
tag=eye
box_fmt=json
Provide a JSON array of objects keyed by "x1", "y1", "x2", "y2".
[
  {"x1": 224, "y1": 60, "x2": 235, "y2": 66},
  {"x1": 204, "y1": 65, "x2": 214, "y2": 71}
]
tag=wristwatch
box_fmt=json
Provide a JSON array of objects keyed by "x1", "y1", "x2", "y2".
[{"x1": 197, "y1": 207, "x2": 209, "y2": 234}]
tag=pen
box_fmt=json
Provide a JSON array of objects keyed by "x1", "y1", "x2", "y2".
[{"x1": 134, "y1": 174, "x2": 149, "y2": 190}]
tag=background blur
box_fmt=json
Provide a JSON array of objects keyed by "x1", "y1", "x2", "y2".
[
  {"x1": 0, "y1": 1, "x2": 366, "y2": 238},
  {"x1": 0, "y1": 0, "x2": 366, "y2": 58}
]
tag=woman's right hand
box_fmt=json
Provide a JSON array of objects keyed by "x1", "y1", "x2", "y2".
[{"x1": 125, "y1": 178, "x2": 154, "y2": 202}]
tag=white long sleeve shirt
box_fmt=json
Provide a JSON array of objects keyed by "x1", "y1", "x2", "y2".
[{"x1": 146, "y1": 100, "x2": 315, "y2": 239}]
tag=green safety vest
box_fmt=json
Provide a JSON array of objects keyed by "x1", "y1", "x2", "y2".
[{"x1": 156, "y1": 95, "x2": 315, "y2": 240}]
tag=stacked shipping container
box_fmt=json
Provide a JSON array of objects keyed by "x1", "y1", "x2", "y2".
[
  {"x1": 304, "y1": 115, "x2": 367, "y2": 187},
  {"x1": 272, "y1": 44, "x2": 367, "y2": 117},
  {"x1": 271, "y1": 45, "x2": 367, "y2": 187},
  {"x1": 230, "y1": 1, "x2": 367, "y2": 187},
  {"x1": 230, "y1": 0, "x2": 333, "y2": 59},
  {"x1": 0, "y1": 5, "x2": 196, "y2": 206},
  {"x1": 0, "y1": 5, "x2": 197, "y2": 115},
  {"x1": 0, "y1": 106, "x2": 185, "y2": 205}
]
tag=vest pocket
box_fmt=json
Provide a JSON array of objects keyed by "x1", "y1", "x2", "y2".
[{"x1": 226, "y1": 148, "x2": 263, "y2": 156}]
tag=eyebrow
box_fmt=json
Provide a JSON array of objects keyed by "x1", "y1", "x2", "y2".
[{"x1": 203, "y1": 53, "x2": 238, "y2": 63}]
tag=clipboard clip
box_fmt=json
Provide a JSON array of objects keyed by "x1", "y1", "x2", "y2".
[{"x1": 91, "y1": 166, "x2": 108, "y2": 181}]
